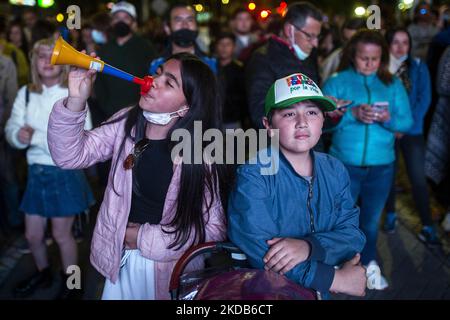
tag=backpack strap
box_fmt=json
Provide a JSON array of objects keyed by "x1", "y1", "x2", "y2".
[{"x1": 25, "y1": 86, "x2": 29, "y2": 107}]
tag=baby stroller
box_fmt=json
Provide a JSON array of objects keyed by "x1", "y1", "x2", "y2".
[{"x1": 169, "y1": 242, "x2": 318, "y2": 300}]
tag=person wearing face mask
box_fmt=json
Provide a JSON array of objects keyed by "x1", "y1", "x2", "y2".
[
  {"x1": 47, "y1": 52, "x2": 231, "y2": 300},
  {"x1": 245, "y1": 2, "x2": 322, "y2": 130},
  {"x1": 149, "y1": 4, "x2": 217, "y2": 75},
  {"x1": 90, "y1": 12, "x2": 112, "y2": 47},
  {"x1": 383, "y1": 28, "x2": 441, "y2": 247},
  {"x1": 93, "y1": 1, "x2": 156, "y2": 126}
]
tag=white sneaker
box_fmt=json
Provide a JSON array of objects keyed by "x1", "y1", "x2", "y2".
[
  {"x1": 441, "y1": 212, "x2": 450, "y2": 232},
  {"x1": 366, "y1": 260, "x2": 389, "y2": 290}
]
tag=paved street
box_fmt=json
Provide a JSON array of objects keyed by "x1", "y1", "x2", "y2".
[
  {"x1": 0, "y1": 169, "x2": 449, "y2": 300},
  {"x1": 0, "y1": 212, "x2": 448, "y2": 300}
]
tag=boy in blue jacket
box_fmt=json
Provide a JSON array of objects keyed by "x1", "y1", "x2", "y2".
[{"x1": 228, "y1": 73, "x2": 367, "y2": 298}]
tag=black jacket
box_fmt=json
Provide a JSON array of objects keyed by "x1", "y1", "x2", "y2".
[
  {"x1": 245, "y1": 36, "x2": 320, "y2": 128},
  {"x1": 93, "y1": 35, "x2": 156, "y2": 123},
  {"x1": 218, "y1": 60, "x2": 247, "y2": 124}
]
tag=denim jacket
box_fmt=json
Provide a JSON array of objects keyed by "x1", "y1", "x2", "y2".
[{"x1": 227, "y1": 148, "x2": 366, "y2": 294}]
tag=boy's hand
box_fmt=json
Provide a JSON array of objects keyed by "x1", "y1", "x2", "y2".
[
  {"x1": 124, "y1": 222, "x2": 140, "y2": 250},
  {"x1": 263, "y1": 238, "x2": 311, "y2": 275},
  {"x1": 330, "y1": 253, "x2": 366, "y2": 297},
  {"x1": 17, "y1": 125, "x2": 34, "y2": 145}
]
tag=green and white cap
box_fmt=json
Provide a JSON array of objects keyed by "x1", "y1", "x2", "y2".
[{"x1": 264, "y1": 73, "x2": 336, "y2": 115}]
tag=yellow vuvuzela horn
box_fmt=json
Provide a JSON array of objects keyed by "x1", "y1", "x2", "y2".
[{"x1": 51, "y1": 36, "x2": 152, "y2": 95}]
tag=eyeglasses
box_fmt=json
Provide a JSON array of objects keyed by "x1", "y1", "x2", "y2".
[
  {"x1": 123, "y1": 138, "x2": 150, "y2": 170},
  {"x1": 293, "y1": 25, "x2": 322, "y2": 42}
]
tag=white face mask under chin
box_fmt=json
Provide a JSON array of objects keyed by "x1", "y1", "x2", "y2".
[
  {"x1": 142, "y1": 107, "x2": 189, "y2": 125},
  {"x1": 291, "y1": 26, "x2": 310, "y2": 61}
]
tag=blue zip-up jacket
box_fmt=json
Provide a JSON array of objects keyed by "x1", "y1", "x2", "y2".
[
  {"x1": 322, "y1": 68, "x2": 413, "y2": 166},
  {"x1": 406, "y1": 58, "x2": 432, "y2": 135},
  {"x1": 227, "y1": 148, "x2": 366, "y2": 295}
]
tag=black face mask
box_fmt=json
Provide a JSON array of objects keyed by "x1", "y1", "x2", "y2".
[
  {"x1": 170, "y1": 29, "x2": 198, "y2": 48},
  {"x1": 113, "y1": 21, "x2": 131, "y2": 38}
]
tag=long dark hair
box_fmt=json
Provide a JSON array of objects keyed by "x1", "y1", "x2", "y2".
[
  {"x1": 385, "y1": 27, "x2": 412, "y2": 67},
  {"x1": 104, "y1": 53, "x2": 232, "y2": 250},
  {"x1": 338, "y1": 29, "x2": 393, "y2": 85}
]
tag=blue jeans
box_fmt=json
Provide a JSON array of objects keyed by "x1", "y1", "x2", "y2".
[
  {"x1": 345, "y1": 164, "x2": 394, "y2": 265},
  {"x1": 385, "y1": 135, "x2": 432, "y2": 226}
]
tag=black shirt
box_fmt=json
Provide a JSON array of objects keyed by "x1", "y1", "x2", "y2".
[
  {"x1": 218, "y1": 60, "x2": 247, "y2": 124},
  {"x1": 128, "y1": 138, "x2": 173, "y2": 224}
]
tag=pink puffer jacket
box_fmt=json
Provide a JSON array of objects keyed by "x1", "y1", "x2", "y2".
[{"x1": 47, "y1": 99, "x2": 227, "y2": 299}]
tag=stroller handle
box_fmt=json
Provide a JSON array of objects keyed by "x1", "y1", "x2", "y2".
[{"x1": 169, "y1": 241, "x2": 243, "y2": 300}]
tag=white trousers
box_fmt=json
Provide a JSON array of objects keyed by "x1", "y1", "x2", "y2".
[{"x1": 101, "y1": 249, "x2": 156, "y2": 300}]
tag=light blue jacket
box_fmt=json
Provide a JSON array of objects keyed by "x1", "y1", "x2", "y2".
[{"x1": 323, "y1": 68, "x2": 413, "y2": 166}]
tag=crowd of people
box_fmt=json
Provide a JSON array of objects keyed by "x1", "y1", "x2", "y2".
[{"x1": 0, "y1": 0, "x2": 449, "y2": 300}]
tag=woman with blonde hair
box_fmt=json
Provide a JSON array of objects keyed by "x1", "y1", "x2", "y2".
[{"x1": 5, "y1": 38, "x2": 94, "y2": 298}]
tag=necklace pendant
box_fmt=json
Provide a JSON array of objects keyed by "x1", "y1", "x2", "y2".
[{"x1": 123, "y1": 154, "x2": 135, "y2": 170}]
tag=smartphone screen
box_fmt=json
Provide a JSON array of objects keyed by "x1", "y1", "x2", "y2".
[{"x1": 372, "y1": 101, "x2": 389, "y2": 112}]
